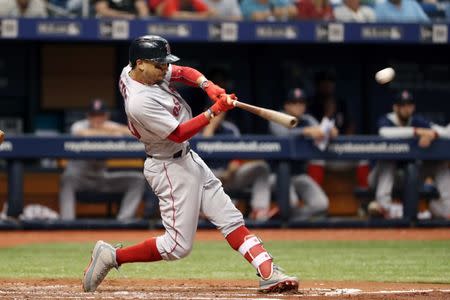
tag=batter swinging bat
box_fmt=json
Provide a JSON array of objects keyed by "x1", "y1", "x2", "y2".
[{"x1": 232, "y1": 100, "x2": 298, "y2": 128}]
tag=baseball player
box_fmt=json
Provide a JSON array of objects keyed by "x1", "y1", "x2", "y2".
[
  {"x1": 82, "y1": 35, "x2": 298, "y2": 294},
  {"x1": 269, "y1": 88, "x2": 329, "y2": 220},
  {"x1": 368, "y1": 90, "x2": 450, "y2": 219},
  {"x1": 59, "y1": 99, "x2": 146, "y2": 220}
]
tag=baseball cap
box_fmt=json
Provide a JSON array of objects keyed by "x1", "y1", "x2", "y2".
[
  {"x1": 88, "y1": 99, "x2": 108, "y2": 114},
  {"x1": 394, "y1": 89, "x2": 414, "y2": 104},
  {"x1": 286, "y1": 88, "x2": 307, "y2": 103}
]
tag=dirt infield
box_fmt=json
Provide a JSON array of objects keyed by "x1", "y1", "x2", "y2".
[
  {"x1": 1, "y1": 229, "x2": 449, "y2": 299},
  {"x1": 1, "y1": 228, "x2": 450, "y2": 247},
  {"x1": 0, "y1": 279, "x2": 449, "y2": 300}
]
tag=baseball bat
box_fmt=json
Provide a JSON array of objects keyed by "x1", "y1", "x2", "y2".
[{"x1": 232, "y1": 100, "x2": 298, "y2": 128}]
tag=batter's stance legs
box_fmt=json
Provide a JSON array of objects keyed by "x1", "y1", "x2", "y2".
[{"x1": 82, "y1": 226, "x2": 298, "y2": 294}]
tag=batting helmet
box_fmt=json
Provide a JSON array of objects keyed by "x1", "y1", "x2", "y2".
[{"x1": 129, "y1": 35, "x2": 179, "y2": 66}]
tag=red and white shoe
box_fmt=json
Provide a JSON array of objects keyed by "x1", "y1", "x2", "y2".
[{"x1": 258, "y1": 265, "x2": 299, "y2": 293}]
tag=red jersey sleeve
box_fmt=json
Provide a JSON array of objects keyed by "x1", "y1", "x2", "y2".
[
  {"x1": 170, "y1": 65, "x2": 204, "y2": 87},
  {"x1": 167, "y1": 113, "x2": 209, "y2": 143}
]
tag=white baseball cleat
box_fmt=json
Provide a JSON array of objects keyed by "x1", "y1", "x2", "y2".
[
  {"x1": 82, "y1": 240, "x2": 118, "y2": 292},
  {"x1": 258, "y1": 265, "x2": 299, "y2": 293}
]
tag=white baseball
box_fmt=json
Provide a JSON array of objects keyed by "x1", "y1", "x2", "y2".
[{"x1": 375, "y1": 67, "x2": 395, "y2": 84}]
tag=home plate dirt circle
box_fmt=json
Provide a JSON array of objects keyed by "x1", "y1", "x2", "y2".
[{"x1": 1, "y1": 279, "x2": 449, "y2": 299}]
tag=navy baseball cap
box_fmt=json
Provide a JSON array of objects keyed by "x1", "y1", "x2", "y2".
[
  {"x1": 286, "y1": 88, "x2": 307, "y2": 103},
  {"x1": 88, "y1": 99, "x2": 108, "y2": 114},
  {"x1": 394, "y1": 90, "x2": 414, "y2": 104}
]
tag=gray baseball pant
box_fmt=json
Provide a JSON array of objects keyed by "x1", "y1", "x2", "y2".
[{"x1": 59, "y1": 171, "x2": 146, "y2": 220}]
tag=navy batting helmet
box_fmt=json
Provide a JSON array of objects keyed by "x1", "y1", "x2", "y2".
[{"x1": 129, "y1": 35, "x2": 179, "y2": 66}]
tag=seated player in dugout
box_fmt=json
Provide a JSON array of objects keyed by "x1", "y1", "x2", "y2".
[
  {"x1": 269, "y1": 88, "x2": 329, "y2": 220},
  {"x1": 202, "y1": 111, "x2": 278, "y2": 222},
  {"x1": 368, "y1": 90, "x2": 450, "y2": 220},
  {"x1": 59, "y1": 99, "x2": 146, "y2": 220},
  {"x1": 308, "y1": 70, "x2": 370, "y2": 189},
  {"x1": 82, "y1": 35, "x2": 298, "y2": 294}
]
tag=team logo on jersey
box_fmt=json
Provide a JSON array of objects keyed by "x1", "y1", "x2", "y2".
[{"x1": 172, "y1": 97, "x2": 181, "y2": 117}]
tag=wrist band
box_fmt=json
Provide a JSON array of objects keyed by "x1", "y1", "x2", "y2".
[
  {"x1": 200, "y1": 79, "x2": 209, "y2": 90},
  {"x1": 207, "y1": 108, "x2": 215, "y2": 119}
]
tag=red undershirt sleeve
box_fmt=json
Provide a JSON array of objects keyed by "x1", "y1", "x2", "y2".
[
  {"x1": 170, "y1": 65, "x2": 204, "y2": 87},
  {"x1": 167, "y1": 113, "x2": 209, "y2": 143}
]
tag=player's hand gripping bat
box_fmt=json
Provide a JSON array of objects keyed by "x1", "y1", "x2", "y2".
[{"x1": 230, "y1": 98, "x2": 298, "y2": 129}]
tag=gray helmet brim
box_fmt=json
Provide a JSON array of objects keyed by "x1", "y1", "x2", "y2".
[{"x1": 153, "y1": 54, "x2": 180, "y2": 64}]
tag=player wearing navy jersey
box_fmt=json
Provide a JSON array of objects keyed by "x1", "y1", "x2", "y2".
[
  {"x1": 269, "y1": 88, "x2": 330, "y2": 220},
  {"x1": 368, "y1": 90, "x2": 450, "y2": 219}
]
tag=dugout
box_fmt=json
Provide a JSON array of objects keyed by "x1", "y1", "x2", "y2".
[{"x1": 0, "y1": 20, "x2": 450, "y2": 228}]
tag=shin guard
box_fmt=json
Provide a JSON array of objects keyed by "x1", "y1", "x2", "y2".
[{"x1": 227, "y1": 226, "x2": 273, "y2": 280}]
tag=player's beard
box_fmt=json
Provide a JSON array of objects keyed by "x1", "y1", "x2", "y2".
[{"x1": 397, "y1": 112, "x2": 411, "y2": 125}]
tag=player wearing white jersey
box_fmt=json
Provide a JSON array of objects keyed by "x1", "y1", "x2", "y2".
[{"x1": 82, "y1": 35, "x2": 298, "y2": 294}]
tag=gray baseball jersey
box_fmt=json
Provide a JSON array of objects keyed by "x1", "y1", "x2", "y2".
[
  {"x1": 119, "y1": 64, "x2": 244, "y2": 260},
  {"x1": 119, "y1": 64, "x2": 191, "y2": 157}
]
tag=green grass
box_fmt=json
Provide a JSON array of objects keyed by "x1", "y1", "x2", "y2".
[{"x1": 0, "y1": 240, "x2": 449, "y2": 283}]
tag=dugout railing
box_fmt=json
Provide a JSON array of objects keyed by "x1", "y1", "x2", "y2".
[{"x1": 1, "y1": 135, "x2": 450, "y2": 229}]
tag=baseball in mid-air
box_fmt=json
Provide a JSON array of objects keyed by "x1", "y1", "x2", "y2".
[
  {"x1": 375, "y1": 67, "x2": 395, "y2": 84},
  {"x1": 0, "y1": 130, "x2": 4, "y2": 144}
]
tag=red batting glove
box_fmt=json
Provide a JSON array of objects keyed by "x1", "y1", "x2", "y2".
[
  {"x1": 210, "y1": 94, "x2": 235, "y2": 115},
  {"x1": 203, "y1": 80, "x2": 226, "y2": 102}
]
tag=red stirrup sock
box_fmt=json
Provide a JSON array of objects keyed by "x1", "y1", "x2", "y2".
[
  {"x1": 307, "y1": 163, "x2": 325, "y2": 186},
  {"x1": 226, "y1": 225, "x2": 273, "y2": 280},
  {"x1": 356, "y1": 161, "x2": 370, "y2": 188},
  {"x1": 116, "y1": 238, "x2": 162, "y2": 266}
]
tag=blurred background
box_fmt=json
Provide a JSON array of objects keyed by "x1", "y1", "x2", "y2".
[{"x1": 0, "y1": 0, "x2": 449, "y2": 227}]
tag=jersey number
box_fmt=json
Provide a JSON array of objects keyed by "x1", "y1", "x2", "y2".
[{"x1": 119, "y1": 79, "x2": 141, "y2": 139}]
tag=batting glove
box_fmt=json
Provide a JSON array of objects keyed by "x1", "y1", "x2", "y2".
[
  {"x1": 202, "y1": 80, "x2": 226, "y2": 102},
  {"x1": 210, "y1": 94, "x2": 236, "y2": 115}
]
